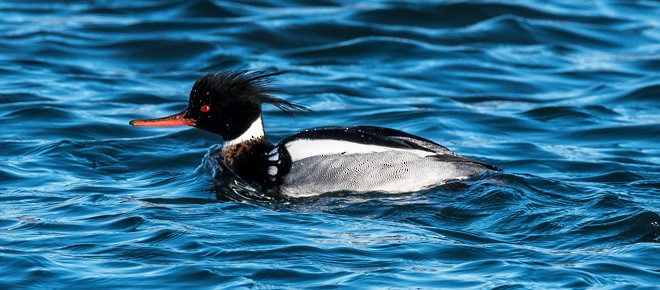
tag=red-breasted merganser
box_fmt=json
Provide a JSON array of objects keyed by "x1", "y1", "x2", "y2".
[{"x1": 130, "y1": 71, "x2": 500, "y2": 197}]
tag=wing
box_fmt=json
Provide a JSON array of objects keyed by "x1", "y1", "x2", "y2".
[
  {"x1": 279, "y1": 126, "x2": 451, "y2": 155},
  {"x1": 276, "y1": 126, "x2": 500, "y2": 171}
]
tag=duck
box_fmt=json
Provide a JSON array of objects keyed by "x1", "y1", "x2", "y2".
[{"x1": 130, "y1": 70, "x2": 500, "y2": 197}]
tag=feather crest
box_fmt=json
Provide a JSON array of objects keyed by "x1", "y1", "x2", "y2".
[{"x1": 196, "y1": 70, "x2": 309, "y2": 116}]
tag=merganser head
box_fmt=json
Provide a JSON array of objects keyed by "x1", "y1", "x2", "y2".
[{"x1": 130, "y1": 70, "x2": 306, "y2": 141}]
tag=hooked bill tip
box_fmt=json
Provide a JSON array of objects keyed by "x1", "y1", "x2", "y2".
[{"x1": 129, "y1": 119, "x2": 157, "y2": 127}]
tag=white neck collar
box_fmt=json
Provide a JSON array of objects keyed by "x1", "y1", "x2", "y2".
[{"x1": 222, "y1": 117, "x2": 265, "y2": 146}]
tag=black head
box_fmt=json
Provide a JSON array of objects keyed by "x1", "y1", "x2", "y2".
[{"x1": 130, "y1": 70, "x2": 307, "y2": 140}]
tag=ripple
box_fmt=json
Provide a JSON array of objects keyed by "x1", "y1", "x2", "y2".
[
  {"x1": 1, "y1": 0, "x2": 659, "y2": 288},
  {"x1": 615, "y1": 82, "x2": 660, "y2": 103},
  {"x1": 284, "y1": 36, "x2": 440, "y2": 61}
]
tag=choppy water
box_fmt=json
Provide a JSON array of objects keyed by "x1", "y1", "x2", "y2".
[{"x1": 1, "y1": 0, "x2": 659, "y2": 288}]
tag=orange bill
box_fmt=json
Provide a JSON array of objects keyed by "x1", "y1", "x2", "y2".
[{"x1": 129, "y1": 110, "x2": 196, "y2": 127}]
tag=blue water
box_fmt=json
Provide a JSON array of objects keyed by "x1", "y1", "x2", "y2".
[{"x1": 1, "y1": 0, "x2": 659, "y2": 288}]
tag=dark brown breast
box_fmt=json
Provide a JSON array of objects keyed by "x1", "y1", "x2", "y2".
[{"x1": 220, "y1": 137, "x2": 275, "y2": 187}]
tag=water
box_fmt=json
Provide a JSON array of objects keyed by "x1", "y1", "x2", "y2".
[{"x1": 1, "y1": 0, "x2": 658, "y2": 288}]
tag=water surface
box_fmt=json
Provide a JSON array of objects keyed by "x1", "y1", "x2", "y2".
[{"x1": 1, "y1": 0, "x2": 659, "y2": 288}]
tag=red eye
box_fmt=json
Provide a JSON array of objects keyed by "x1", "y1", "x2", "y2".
[{"x1": 200, "y1": 104, "x2": 211, "y2": 113}]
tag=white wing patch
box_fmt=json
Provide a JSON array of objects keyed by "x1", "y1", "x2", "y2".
[{"x1": 284, "y1": 139, "x2": 434, "y2": 162}]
